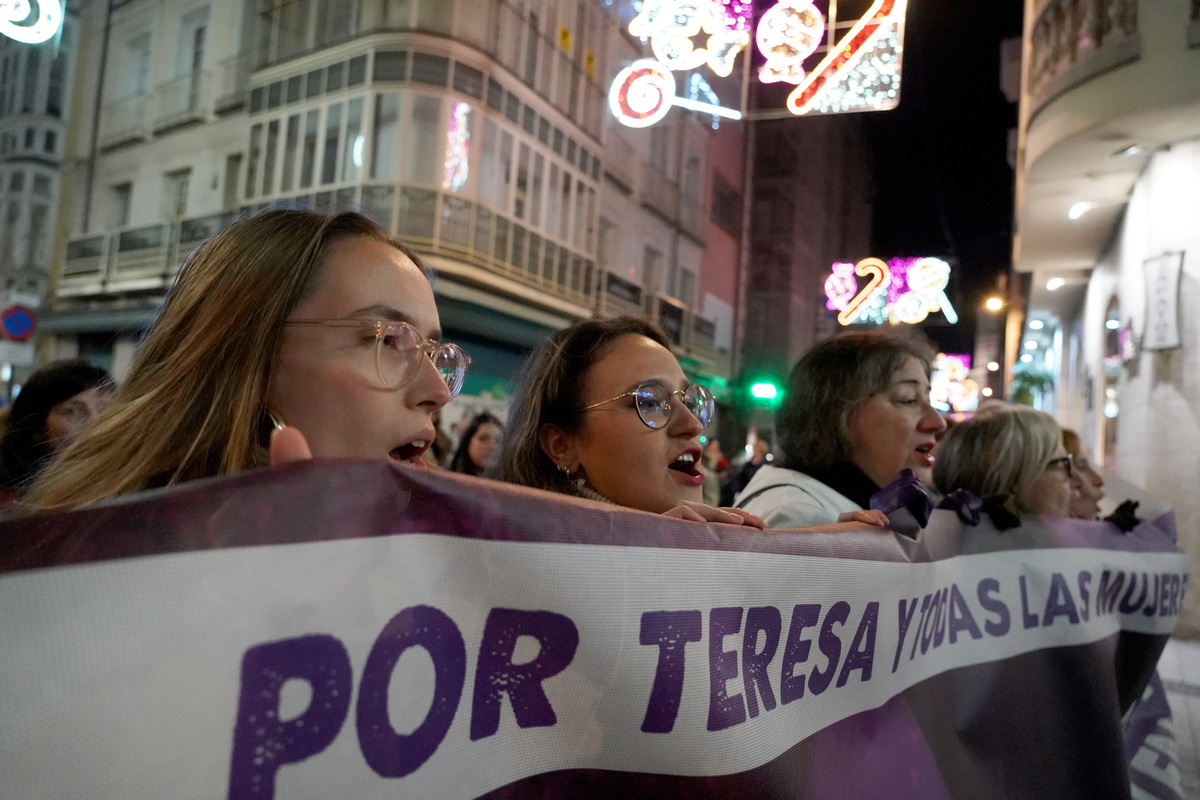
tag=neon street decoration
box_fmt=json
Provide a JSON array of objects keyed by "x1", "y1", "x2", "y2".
[
  {"x1": 609, "y1": 59, "x2": 741, "y2": 129},
  {"x1": 825, "y1": 256, "x2": 957, "y2": 326},
  {"x1": 628, "y1": 0, "x2": 751, "y2": 78},
  {"x1": 756, "y1": 0, "x2": 826, "y2": 84},
  {"x1": 930, "y1": 353, "x2": 979, "y2": 413},
  {"x1": 0, "y1": 0, "x2": 62, "y2": 44},
  {"x1": 442, "y1": 101, "x2": 471, "y2": 192},
  {"x1": 773, "y1": 0, "x2": 907, "y2": 116},
  {"x1": 686, "y1": 73, "x2": 725, "y2": 128}
]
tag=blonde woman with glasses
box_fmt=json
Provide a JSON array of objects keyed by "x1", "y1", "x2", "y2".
[
  {"x1": 25, "y1": 209, "x2": 470, "y2": 511},
  {"x1": 932, "y1": 405, "x2": 1078, "y2": 518}
]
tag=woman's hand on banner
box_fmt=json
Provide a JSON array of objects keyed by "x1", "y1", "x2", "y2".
[
  {"x1": 663, "y1": 502, "x2": 767, "y2": 529},
  {"x1": 837, "y1": 509, "x2": 890, "y2": 527}
]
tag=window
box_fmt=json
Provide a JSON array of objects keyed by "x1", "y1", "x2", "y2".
[
  {"x1": 246, "y1": 123, "x2": 262, "y2": 199},
  {"x1": 46, "y1": 30, "x2": 68, "y2": 117},
  {"x1": 163, "y1": 169, "x2": 191, "y2": 219},
  {"x1": 223, "y1": 154, "x2": 242, "y2": 209},
  {"x1": 321, "y1": 104, "x2": 342, "y2": 185},
  {"x1": 281, "y1": 114, "x2": 300, "y2": 192},
  {"x1": 342, "y1": 98, "x2": 364, "y2": 182},
  {"x1": 530, "y1": 152, "x2": 543, "y2": 227},
  {"x1": 643, "y1": 246, "x2": 662, "y2": 292},
  {"x1": 405, "y1": 95, "x2": 440, "y2": 185},
  {"x1": 119, "y1": 33, "x2": 151, "y2": 99},
  {"x1": 316, "y1": 0, "x2": 357, "y2": 46},
  {"x1": 417, "y1": 0, "x2": 453, "y2": 34},
  {"x1": 374, "y1": 51, "x2": 407, "y2": 82},
  {"x1": 711, "y1": 173, "x2": 741, "y2": 238},
  {"x1": 513, "y1": 143, "x2": 529, "y2": 219},
  {"x1": 257, "y1": 0, "x2": 311, "y2": 67},
  {"x1": 108, "y1": 183, "x2": 132, "y2": 228},
  {"x1": 300, "y1": 109, "x2": 319, "y2": 188},
  {"x1": 21, "y1": 49, "x2": 39, "y2": 113},
  {"x1": 43, "y1": 130, "x2": 56, "y2": 154},
  {"x1": 262, "y1": 119, "x2": 280, "y2": 195},
  {"x1": 371, "y1": 93, "x2": 400, "y2": 179}
]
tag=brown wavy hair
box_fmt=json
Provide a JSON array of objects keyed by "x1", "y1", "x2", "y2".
[
  {"x1": 493, "y1": 316, "x2": 670, "y2": 496},
  {"x1": 26, "y1": 209, "x2": 421, "y2": 511}
]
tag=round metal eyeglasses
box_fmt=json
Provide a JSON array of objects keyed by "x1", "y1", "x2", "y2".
[
  {"x1": 580, "y1": 381, "x2": 714, "y2": 430},
  {"x1": 285, "y1": 319, "x2": 471, "y2": 397}
]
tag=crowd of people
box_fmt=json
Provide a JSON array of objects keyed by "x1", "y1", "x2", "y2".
[{"x1": 0, "y1": 208, "x2": 1111, "y2": 534}]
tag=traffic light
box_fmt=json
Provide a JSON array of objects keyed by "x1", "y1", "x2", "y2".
[
  {"x1": 745, "y1": 377, "x2": 783, "y2": 408},
  {"x1": 750, "y1": 382, "x2": 778, "y2": 400}
]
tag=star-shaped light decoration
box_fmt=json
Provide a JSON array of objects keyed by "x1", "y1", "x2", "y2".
[{"x1": 629, "y1": 0, "x2": 750, "y2": 78}]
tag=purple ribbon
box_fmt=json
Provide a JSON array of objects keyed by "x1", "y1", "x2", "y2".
[
  {"x1": 870, "y1": 469, "x2": 935, "y2": 538},
  {"x1": 936, "y1": 489, "x2": 983, "y2": 526}
]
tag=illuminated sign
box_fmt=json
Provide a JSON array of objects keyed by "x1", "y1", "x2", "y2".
[
  {"x1": 824, "y1": 256, "x2": 957, "y2": 326},
  {"x1": 629, "y1": 0, "x2": 751, "y2": 78},
  {"x1": 609, "y1": 59, "x2": 741, "y2": 129},
  {"x1": 755, "y1": 0, "x2": 907, "y2": 116},
  {"x1": 1, "y1": 0, "x2": 62, "y2": 44},
  {"x1": 931, "y1": 353, "x2": 979, "y2": 413}
]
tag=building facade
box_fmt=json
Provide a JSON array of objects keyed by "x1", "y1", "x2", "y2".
[
  {"x1": 41, "y1": 0, "x2": 743, "y2": 430},
  {"x1": 1012, "y1": 0, "x2": 1200, "y2": 634}
]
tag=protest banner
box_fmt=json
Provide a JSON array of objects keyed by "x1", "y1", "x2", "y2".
[{"x1": 0, "y1": 460, "x2": 1189, "y2": 799}]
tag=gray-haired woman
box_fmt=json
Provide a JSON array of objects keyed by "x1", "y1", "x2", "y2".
[{"x1": 735, "y1": 331, "x2": 946, "y2": 528}]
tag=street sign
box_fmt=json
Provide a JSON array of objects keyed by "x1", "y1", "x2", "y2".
[
  {"x1": 0, "y1": 340, "x2": 35, "y2": 366},
  {"x1": 1, "y1": 306, "x2": 37, "y2": 341}
]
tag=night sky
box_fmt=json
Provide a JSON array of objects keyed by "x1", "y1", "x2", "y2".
[{"x1": 863, "y1": 0, "x2": 1025, "y2": 355}]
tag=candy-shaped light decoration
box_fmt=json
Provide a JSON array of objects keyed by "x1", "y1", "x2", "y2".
[
  {"x1": 609, "y1": 59, "x2": 742, "y2": 128},
  {"x1": 826, "y1": 255, "x2": 957, "y2": 326},
  {"x1": 628, "y1": 0, "x2": 750, "y2": 78},
  {"x1": 442, "y1": 102, "x2": 471, "y2": 192},
  {"x1": 756, "y1": 0, "x2": 826, "y2": 85},
  {"x1": 931, "y1": 353, "x2": 979, "y2": 412},
  {"x1": 0, "y1": 0, "x2": 61, "y2": 43},
  {"x1": 784, "y1": 0, "x2": 907, "y2": 116}
]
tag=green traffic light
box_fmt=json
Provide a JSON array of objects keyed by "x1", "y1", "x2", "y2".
[{"x1": 750, "y1": 382, "x2": 779, "y2": 400}]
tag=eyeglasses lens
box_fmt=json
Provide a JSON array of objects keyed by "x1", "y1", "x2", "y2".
[
  {"x1": 376, "y1": 326, "x2": 469, "y2": 396},
  {"x1": 633, "y1": 383, "x2": 714, "y2": 429},
  {"x1": 683, "y1": 384, "x2": 714, "y2": 428},
  {"x1": 433, "y1": 343, "x2": 469, "y2": 398}
]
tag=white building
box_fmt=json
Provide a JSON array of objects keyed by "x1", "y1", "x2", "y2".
[
  {"x1": 1012, "y1": 0, "x2": 1200, "y2": 634},
  {"x1": 42, "y1": 0, "x2": 739, "y2": 413}
]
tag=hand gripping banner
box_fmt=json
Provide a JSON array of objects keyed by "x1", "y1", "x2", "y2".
[{"x1": 0, "y1": 461, "x2": 1189, "y2": 799}]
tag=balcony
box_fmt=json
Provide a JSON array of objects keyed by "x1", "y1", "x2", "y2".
[
  {"x1": 1028, "y1": 0, "x2": 1140, "y2": 115},
  {"x1": 213, "y1": 53, "x2": 250, "y2": 113},
  {"x1": 1015, "y1": 0, "x2": 1200, "y2": 278},
  {"x1": 153, "y1": 71, "x2": 209, "y2": 133},
  {"x1": 59, "y1": 185, "x2": 598, "y2": 313},
  {"x1": 98, "y1": 93, "x2": 149, "y2": 149},
  {"x1": 641, "y1": 161, "x2": 680, "y2": 223}
]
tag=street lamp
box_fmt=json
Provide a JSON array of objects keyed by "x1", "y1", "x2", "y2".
[{"x1": 984, "y1": 296, "x2": 1003, "y2": 312}]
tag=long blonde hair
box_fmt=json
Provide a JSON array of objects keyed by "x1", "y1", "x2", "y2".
[{"x1": 26, "y1": 209, "x2": 412, "y2": 511}]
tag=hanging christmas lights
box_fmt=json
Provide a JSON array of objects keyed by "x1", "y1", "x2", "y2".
[
  {"x1": 756, "y1": 0, "x2": 826, "y2": 85},
  {"x1": 0, "y1": 0, "x2": 62, "y2": 44},
  {"x1": 628, "y1": 0, "x2": 750, "y2": 78},
  {"x1": 777, "y1": 0, "x2": 907, "y2": 116},
  {"x1": 608, "y1": 59, "x2": 741, "y2": 128},
  {"x1": 825, "y1": 256, "x2": 957, "y2": 326}
]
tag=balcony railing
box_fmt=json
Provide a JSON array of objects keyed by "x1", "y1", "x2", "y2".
[
  {"x1": 1029, "y1": 0, "x2": 1139, "y2": 111},
  {"x1": 641, "y1": 161, "x2": 680, "y2": 222},
  {"x1": 98, "y1": 93, "x2": 149, "y2": 149},
  {"x1": 153, "y1": 71, "x2": 209, "y2": 132},
  {"x1": 59, "y1": 185, "x2": 597, "y2": 312},
  {"x1": 214, "y1": 53, "x2": 251, "y2": 112}
]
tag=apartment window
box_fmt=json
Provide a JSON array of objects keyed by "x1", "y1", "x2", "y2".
[
  {"x1": 321, "y1": 104, "x2": 342, "y2": 185},
  {"x1": 43, "y1": 130, "x2": 55, "y2": 154},
  {"x1": 21, "y1": 49, "x2": 39, "y2": 113},
  {"x1": 643, "y1": 246, "x2": 662, "y2": 293},
  {"x1": 299, "y1": 109, "x2": 319, "y2": 188},
  {"x1": 316, "y1": 0, "x2": 358, "y2": 46},
  {"x1": 711, "y1": 173, "x2": 741, "y2": 238},
  {"x1": 341, "y1": 97, "x2": 364, "y2": 182},
  {"x1": 119, "y1": 33, "x2": 151, "y2": 100},
  {"x1": 163, "y1": 169, "x2": 191, "y2": 219},
  {"x1": 371, "y1": 93, "x2": 400, "y2": 179},
  {"x1": 679, "y1": 268, "x2": 696, "y2": 308},
  {"x1": 530, "y1": 152, "x2": 544, "y2": 227},
  {"x1": 417, "y1": 0, "x2": 453, "y2": 34},
  {"x1": 281, "y1": 114, "x2": 300, "y2": 192},
  {"x1": 46, "y1": 30, "x2": 68, "y2": 117},
  {"x1": 108, "y1": 183, "x2": 132, "y2": 228},
  {"x1": 262, "y1": 119, "x2": 280, "y2": 195},
  {"x1": 406, "y1": 95, "x2": 441, "y2": 186},
  {"x1": 246, "y1": 123, "x2": 262, "y2": 199},
  {"x1": 513, "y1": 143, "x2": 529, "y2": 219},
  {"x1": 223, "y1": 154, "x2": 242, "y2": 210},
  {"x1": 257, "y1": 0, "x2": 311, "y2": 67}
]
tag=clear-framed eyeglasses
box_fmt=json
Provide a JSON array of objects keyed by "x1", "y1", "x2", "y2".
[
  {"x1": 284, "y1": 319, "x2": 471, "y2": 397},
  {"x1": 580, "y1": 381, "x2": 715, "y2": 430}
]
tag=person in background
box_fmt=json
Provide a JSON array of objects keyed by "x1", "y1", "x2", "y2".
[
  {"x1": 735, "y1": 331, "x2": 946, "y2": 528},
  {"x1": 721, "y1": 436, "x2": 770, "y2": 507},
  {"x1": 448, "y1": 412, "x2": 502, "y2": 476},
  {"x1": 1062, "y1": 427, "x2": 1105, "y2": 519},
  {"x1": 700, "y1": 437, "x2": 726, "y2": 507},
  {"x1": 932, "y1": 405, "x2": 1077, "y2": 518},
  {"x1": 423, "y1": 408, "x2": 454, "y2": 467},
  {"x1": 0, "y1": 360, "x2": 114, "y2": 499},
  {"x1": 25, "y1": 209, "x2": 470, "y2": 511}
]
